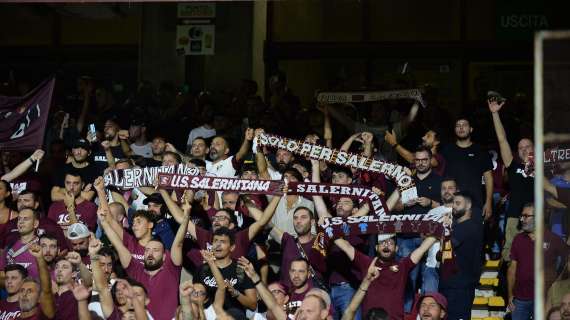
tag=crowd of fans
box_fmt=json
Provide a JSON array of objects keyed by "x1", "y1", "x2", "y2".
[{"x1": 0, "y1": 73, "x2": 564, "y2": 320}]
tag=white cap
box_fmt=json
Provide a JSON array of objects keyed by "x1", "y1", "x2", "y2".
[
  {"x1": 377, "y1": 233, "x2": 396, "y2": 242},
  {"x1": 67, "y1": 223, "x2": 90, "y2": 240}
]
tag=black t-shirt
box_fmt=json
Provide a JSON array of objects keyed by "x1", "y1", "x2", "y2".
[
  {"x1": 505, "y1": 160, "x2": 534, "y2": 218},
  {"x1": 406, "y1": 171, "x2": 443, "y2": 216},
  {"x1": 440, "y1": 218, "x2": 483, "y2": 289},
  {"x1": 52, "y1": 162, "x2": 99, "y2": 187},
  {"x1": 441, "y1": 143, "x2": 493, "y2": 207},
  {"x1": 92, "y1": 145, "x2": 126, "y2": 174},
  {"x1": 196, "y1": 261, "x2": 255, "y2": 315}
]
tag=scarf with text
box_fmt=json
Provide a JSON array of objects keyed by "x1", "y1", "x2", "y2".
[
  {"x1": 316, "y1": 88, "x2": 427, "y2": 108},
  {"x1": 257, "y1": 132, "x2": 418, "y2": 203},
  {"x1": 104, "y1": 165, "x2": 200, "y2": 189}
]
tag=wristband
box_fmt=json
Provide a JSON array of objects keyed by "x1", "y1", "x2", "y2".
[
  {"x1": 358, "y1": 287, "x2": 367, "y2": 292},
  {"x1": 253, "y1": 279, "x2": 262, "y2": 286}
]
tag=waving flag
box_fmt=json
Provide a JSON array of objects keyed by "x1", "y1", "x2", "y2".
[{"x1": 0, "y1": 78, "x2": 55, "y2": 151}]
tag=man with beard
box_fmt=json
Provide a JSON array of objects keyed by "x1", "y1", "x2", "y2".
[
  {"x1": 145, "y1": 135, "x2": 167, "y2": 167},
  {"x1": 269, "y1": 207, "x2": 326, "y2": 290},
  {"x1": 128, "y1": 119, "x2": 152, "y2": 158},
  {"x1": 91, "y1": 118, "x2": 127, "y2": 174},
  {"x1": 141, "y1": 193, "x2": 175, "y2": 249},
  {"x1": 508, "y1": 203, "x2": 567, "y2": 320},
  {"x1": 38, "y1": 234, "x2": 59, "y2": 272},
  {"x1": 162, "y1": 189, "x2": 280, "y2": 267},
  {"x1": 0, "y1": 265, "x2": 27, "y2": 319},
  {"x1": 561, "y1": 293, "x2": 570, "y2": 320},
  {"x1": 0, "y1": 209, "x2": 42, "y2": 281},
  {"x1": 440, "y1": 117, "x2": 493, "y2": 221},
  {"x1": 47, "y1": 172, "x2": 97, "y2": 231},
  {"x1": 396, "y1": 146, "x2": 443, "y2": 312},
  {"x1": 488, "y1": 99, "x2": 535, "y2": 263},
  {"x1": 51, "y1": 139, "x2": 97, "y2": 202},
  {"x1": 106, "y1": 203, "x2": 187, "y2": 320},
  {"x1": 285, "y1": 258, "x2": 313, "y2": 317},
  {"x1": 52, "y1": 258, "x2": 78, "y2": 319},
  {"x1": 385, "y1": 128, "x2": 446, "y2": 176},
  {"x1": 65, "y1": 223, "x2": 93, "y2": 283},
  {"x1": 438, "y1": 191, "x2": 483, "y2": 320},
  {"x1": 206, "y1": 129, "x2": 253, "y2": 178},
  {"x1": 254, "y1": 129, "x2": 295, "y2": 181},
  {"x1": 17, "y1": 243, "x2": 55, "y2": 319},
  {"x1": 1, "y1": 191, "x2": 68, "y2": 254},
  {"x1": 334, "y1": 233, "x2": 437, "y2": 320},
  {"x1": 195, "y1": 228, "x2": 257, "y2": 317}
]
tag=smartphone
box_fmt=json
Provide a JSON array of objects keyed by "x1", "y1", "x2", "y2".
[{"x1": 88, "y1": 123, "x2": 97, "y2": 142}]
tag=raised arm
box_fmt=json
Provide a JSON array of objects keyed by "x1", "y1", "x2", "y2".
[
  {"x1": 117, "y1": 130, "x2": 133, "y2": 158},
  {"x1": 384, "y1": 130, "x2": 414, "y2": 164},
  {"x1": 171, "y1": 205, "x2": 191, "y2": 266},
  {"x1": 238, "y1": 257, "x2": 287, "y2": 320},
  {"x1": 71, "y1": 283, "x2": 93, "y2": 320},
  {"x1": 248, "y1": 194, "x2": 281, "y2": 240},
  {"x1": 66, "y1": 251, "x2": 93, "y2": 286},
  {"x1": 410, "y1": 236, "x2": 437, "y2": 264},
  {"x1": 489, "y1": 99, "x2": 514, "y2": 167},
  {"x1": 76, "y1": 83, "x2": 93, "y2": 133},
  {"x1": 100, "y1": 141, "x2": 117, "y2": 169},
  {"x1": 327, "y1": 104, "x2": 357, "y2": 132},
  {"x1": 334, "y1": 238, "x2": 356, "y2": 261},
  {"x1": 254, "y1": 129, "x2": 271, "y2": 180},
  {"x1": 235, "y1": 128, "x2": 254, "y2": 162},
  {"x1": 1, "y1": 150, "x2": 44, "y2": 181},
  {"x1": 340, "y1": 133, "x2": 362, "y2": 152},
  {"x1": 29, "y1": 244, "x2": 56, "y2": 319},
  {"x1": 98, "y1": 206, "x2": 132, "y2": 268},
  {"x1": 310, "y1": 159, "x2": 333, "y2": 219},
  {"x1": 342, "y1": 257, "x2": 379, "y2": 320},
  {"x1": 322, "y1": 105, "x2": 333, "y2": 148},
  {"x1": 160, "y1": 189, "x2": 198, "y2": 240},
  {"x1": 482, "y1": 171, "x2": 493, "y2": 220},
  {"x1": 89, "y1": 237, "x2": 115, "y2": 318},
  {"x1": 201, "y1": 251, "x2": 227, "y2": 311},
  {"x1": 179, "y1": 281, "x2": 195, "y2": 320}
]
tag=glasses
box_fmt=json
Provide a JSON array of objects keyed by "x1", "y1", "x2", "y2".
[
  {"x1": 192, "y1": 291, "x2": 206, "y2": 297},
  {"x1": 379, "y1": 240, "x2": 395, "y2": 246}
]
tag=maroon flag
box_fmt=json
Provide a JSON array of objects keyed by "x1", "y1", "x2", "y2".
[{"x1": 0, "y1": 78, "x2": 55, "y2": 151}]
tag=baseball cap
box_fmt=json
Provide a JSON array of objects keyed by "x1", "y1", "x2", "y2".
[
  {"x1": 417, "y1": 292, "x2": 448, "y2": 311},
  {"x1": 377, "y1": 233, "x2": 396, "y2": 242},
  {"x1": 143, "y1": 193, "x2": 165, "y2": 206},
  {"x1": 67, "y1": 223, "x2": 90, "y2": 240},
  {"x1": 72, "y1": 138, "x2": 91, "y2": 151},
  {"x1": 130, "y1": 118, "x2": 147, "y2": 127}
]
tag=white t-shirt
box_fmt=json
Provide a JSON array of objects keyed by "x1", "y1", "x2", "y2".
[
  {"x1": 425, "y1": 205, "x2": 452, "y2": 268},
  {"x1": 187, "y1": 125, "x2": 216, "y2": 146},
  {"x1": 206, "y1": 156, "x2": 237, "y2": 178},
  {"x1": 130, "y1": 142, "x2": 153, "y2": 158}
]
